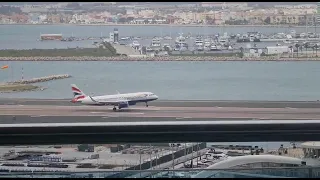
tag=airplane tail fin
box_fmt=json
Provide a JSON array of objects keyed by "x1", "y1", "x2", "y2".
[{"x1": 71, "y1": 84, "x2": 86, "y2": 103}]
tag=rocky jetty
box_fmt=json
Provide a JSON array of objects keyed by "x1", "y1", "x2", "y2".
[
  {"x1": 8, "y1": 74, "x2": 71, "y2": 84},
  {"x1": 0, "y1": 56, "x2": 319, "y2": 61}
]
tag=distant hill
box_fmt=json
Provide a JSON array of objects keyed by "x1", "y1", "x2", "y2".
[{"x1": 0, "y1": 2, "x2": 317, "y2": 6}]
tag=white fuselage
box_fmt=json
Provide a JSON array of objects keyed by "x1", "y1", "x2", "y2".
[{"x1": 79, "y1": 92, "x2": 158, "y2": 106}]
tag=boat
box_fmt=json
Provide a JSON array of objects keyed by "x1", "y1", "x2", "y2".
[
  {"x1": 204, "y1": 39, "x2": 212, "y2": 50},
  {"x1": 40, "y1": 34, "x2": 63, "y2": 41},
  {"x1": 194, "y1": 37, "x2": 204, "y2": 46},
  {"x1": 194, "y1": 37, "x2": 204, "y2": 51},
  {"x1": 120, "y1": 37, "x2": 130, "y2": 41},
  {"x1": 210, "y1": 44, "x2": 222, "y2": 51},
  {"x1": 174, "y1": 33, "x2": 188, "y2": 51},
  {"x1": 150, "y1": 37, "x2": 162, "y2": 50},
  {"x1": 132, "y1": 41, "x2": 140, "y2": 48},
  {"x1": 163, "y1": 36, "x2": 172, "y2": 40},
  {"x1": 133, "y1": 36, "x2": 141, "y2": 40},
  {"x1": 283, "y1": 39, "x2": 292, "y2": 44},
  {"x1": 236, "y1": 34, "x2": 250, "y2": 43}
]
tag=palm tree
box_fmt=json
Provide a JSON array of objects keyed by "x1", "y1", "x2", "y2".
[
  {"x1": 295, "y1": 43, "x2": 300, "y2": 58},
  {"x1": 289, "y1": 45, "x2": 293, "y2": 57},
  {"x1": 313, "y1": 46, "x2": 315, "y2": 56},
  {"x1": 304, "y1": 43, "x2": 308, "y2": 57},
  {"x1": 315, "y1": 44, "x2": 319, "y2": 57},
  {"x1": 239, "y1": 47, "x2": 244, "y2": 58}
]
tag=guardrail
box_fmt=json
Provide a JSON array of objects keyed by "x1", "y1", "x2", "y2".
[
  {"x1": 1, "y1": 119, "x2": 320, "y2": 145},
  {"x1": 0, "y1": 166, "x2": 316, "y2": 178}
]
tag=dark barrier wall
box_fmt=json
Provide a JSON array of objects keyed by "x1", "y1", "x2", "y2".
[{"x1": 2, "y1": 120, "x2": 320, "y2": 145}]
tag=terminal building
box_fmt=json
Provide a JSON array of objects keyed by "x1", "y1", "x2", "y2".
[{"x1": 193, "y1": 155, "x2": 305, "y2": 178}]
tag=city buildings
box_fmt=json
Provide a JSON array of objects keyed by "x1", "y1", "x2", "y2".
[{"x1": 0, "y1": 2, "x2": 318, "y2": 26}]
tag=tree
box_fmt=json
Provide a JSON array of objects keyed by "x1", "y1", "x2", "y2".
[
  {"x1": 289, "y1": 45, "x2": 293, "y2": 57},
  {"x1": 295, "y1": 43, "x2": 300, "y2": 58},
  {"x1": 239, "y1": 47, "x2": 244, "y2": 53},
  {"x1": 315, "y1": 44, "x2": 318, "y2": 57},
  {"x1": 264, "y1": 17, "x2": 271, "y2": 24},
  {"x1": 304, "y1": 43, "x2": 308, "y2": 57},
  {"x1": 141, "y1": 46, "x2": 147, "y2": 54},
  {"x1": 126, "y1": 17, "x2": 134, "y2": 22},
  {"x1": 117, "y1": 17, "x2": 127, "y2": 24},
  {"x1": 239, "y1": 47, "x2": 244, "y2": 58}
]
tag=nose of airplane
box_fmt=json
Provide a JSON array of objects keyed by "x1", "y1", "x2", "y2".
[{"x1": 154, "y1": 95, "x2": 159, "y2": 99}]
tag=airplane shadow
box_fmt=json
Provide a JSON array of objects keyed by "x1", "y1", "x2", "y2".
[{"x1": 75, "y1": 108, "x2": 146, "y2": 113}]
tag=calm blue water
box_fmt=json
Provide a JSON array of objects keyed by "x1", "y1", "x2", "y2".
[{"x1": 0, "y1": 61, "x2": 319, "y2": 100}]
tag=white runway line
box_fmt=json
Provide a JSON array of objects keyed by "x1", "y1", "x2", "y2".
[
  {"x1": 116, "y1": 112, "x2": 145, "y2": 115},
  {"x1": 285, "y1": 107, "x2": 297, "y2": 109},
  {"x1": 175, "y1": 117, "x2": 185, "y2": 120}
]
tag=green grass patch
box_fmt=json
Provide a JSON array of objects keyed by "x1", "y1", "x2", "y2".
[
  {"x1": 0, "y1": 43, "x2": 118, "y2": 57},
  {"x1": 0, "y1": 84, "x2": 39, "y2": 92}
]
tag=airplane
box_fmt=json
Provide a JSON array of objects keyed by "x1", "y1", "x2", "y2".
[{"x1": 70, "y1": 84, "x2": 158, "y2": 112}]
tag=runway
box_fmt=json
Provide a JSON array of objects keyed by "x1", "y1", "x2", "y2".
[
  {"x1": 2, "y1": 98, "x2": 320, "y2": 108},
  {"x1": 2, "y1": 104, "x2": 320, "y2": 124}
]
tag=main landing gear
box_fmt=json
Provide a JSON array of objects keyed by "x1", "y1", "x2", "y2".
[
  {"x1": 113, "y1": 106, "x2": 123, "y2": 112},
  {"x1": 146, "y1": 102, "x2": 149, "y2": 107}
]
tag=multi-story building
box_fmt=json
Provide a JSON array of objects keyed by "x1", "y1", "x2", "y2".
[{"x1": 317, "y1": 2, "x2": 320, "y2": 25}]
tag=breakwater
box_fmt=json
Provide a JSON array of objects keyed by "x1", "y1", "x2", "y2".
[
  {"x1": 0, "y1": 56, "x2": 320, "y2": 61},
  {"x1": 8, "y1": 74, "x2": 71, "y2": 84}
]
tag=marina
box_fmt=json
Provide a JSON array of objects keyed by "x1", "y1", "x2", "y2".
[
  {"x1": 35, "y1": 28, "x2": 320, "y2": 57},
  {"x1": 0, "y1": 24, "x2": 318, "y2": 50}
]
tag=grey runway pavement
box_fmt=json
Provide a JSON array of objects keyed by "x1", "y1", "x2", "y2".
[
  {"x1": 0, "y1": 115, "x2": 227, "y2": 124},
  {"x1": 1, "y1": 98, "x2": 320, "y2": 108},
  {"x1": 1, "y1": 104, "x2": 320, "y2": 124}
]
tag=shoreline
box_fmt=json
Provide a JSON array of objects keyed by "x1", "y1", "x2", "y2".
[
  {"x1": 0, "y1": 23, "x2": 306, "y2": 28},
  {"x1": 0, "y1": 56, "x2": 320, "y2": 62}
]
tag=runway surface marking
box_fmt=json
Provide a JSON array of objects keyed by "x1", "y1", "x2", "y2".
[{"x1": 1, "y1": 105, "x2": 320, "y2": 119}]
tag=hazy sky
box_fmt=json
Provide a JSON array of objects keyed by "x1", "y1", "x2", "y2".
[{"x1": 0, "y1": 2, "x2": 317, "y2": 6}]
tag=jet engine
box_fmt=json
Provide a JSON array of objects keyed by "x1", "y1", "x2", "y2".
[{"x1": 118, "y1": 101, "x2": 129, "y2": 109}]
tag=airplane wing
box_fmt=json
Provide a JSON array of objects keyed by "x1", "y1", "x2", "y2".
[{"x1": 89, "y1": 96, "x2": 129, "y2": 106}]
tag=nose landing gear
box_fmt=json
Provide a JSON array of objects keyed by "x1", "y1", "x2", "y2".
[
  {"x1": 113, "y1": 107, "x2": 117, "y2": 112},
  {"x1": 146, "y1": 102, "x2": 148, "y2": 107}
]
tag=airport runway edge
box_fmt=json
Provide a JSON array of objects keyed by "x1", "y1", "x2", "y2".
[
  {"x1": 1, "y1": 104, "x2": 320, "y2": 123},
  {"x1": 2, "y1": 98, "x2": 320, "y2": 108}
]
